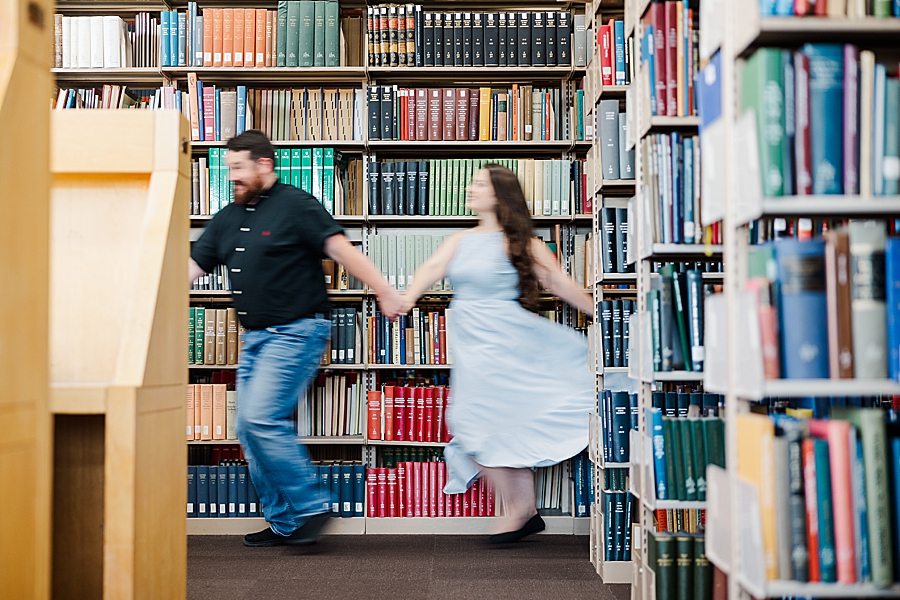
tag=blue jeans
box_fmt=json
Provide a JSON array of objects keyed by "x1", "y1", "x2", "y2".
[{"x1": 235, "y1": 317, "x2": 331, "y2": 535}]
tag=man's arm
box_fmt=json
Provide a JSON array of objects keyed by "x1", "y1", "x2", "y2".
[
  {"x1": 324, "y1": 234, "x2": 403, "y2": 319},
  {"x1": 189, "y1": 258, "x2": 206, "y2": 285}
]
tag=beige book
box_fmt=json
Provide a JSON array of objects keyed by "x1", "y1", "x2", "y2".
[
  {"x1": 204, "y1": 308, "x2": 216, "y2": 364},
  {"x1": 193, "y1": 384, "x2": 202, "y2": 439},
  {"x1": 186, "y1": 385, "x2": 195, "y2": 440},
  {"x1": 215, "y1": 309, "x2": 226, "y2": 365},
  {"x1": 212, "y1": 384, "x2": 227, "y2": 440},
  {"x1": 226, "y1": 390, "x2": 238, "y2": 440},
  {"x1": 226, "y1": 308, "x2": 239, "y2": 364},
  {"x1": 220, "y1": 91, "x2": 237, "y2": 142},
  {"x1": 200, "y1": 384, "x2": 213, "y2": 441},
  {"x1": 859, "y1": 50, "x2": 875, "y2": 196}
]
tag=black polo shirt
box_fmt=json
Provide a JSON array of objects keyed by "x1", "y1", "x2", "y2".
[{"x1": 191, "y1": 182, "x2": 344, "y2": 329}]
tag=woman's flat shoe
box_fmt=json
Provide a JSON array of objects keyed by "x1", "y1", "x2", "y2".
[{"x1": 486, "y1": 514, "x2": 546, "y2": 544}]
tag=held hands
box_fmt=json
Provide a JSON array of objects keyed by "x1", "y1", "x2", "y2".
[
  {"x1": 398, "y1": 293, "x2": 418, "y2": 316},
  {"x1": 377, "y1": 287, "x2": 405, "y2": 320}
]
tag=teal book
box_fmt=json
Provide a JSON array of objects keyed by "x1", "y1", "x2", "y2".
[
  {"x1": 662, "y1": 418, "x2": 678, "y2": 501},
  {"x1": 678, "y1": 419, "x2": 697, "y2": 501},
  {"x1": 742, "y1": 48, "x2": 785, "y2": 197},
  {"x1": 301, "y1": 148, "x2": 313, "y2": 193},
  {"x1": 290, "y1": 148, "x2": 302, "y2": 188},
  {"x1": 312, "y1": 148, "x2": 324, "y2": 203},
  {"x1": 298, "y1": 1, "x2": 315, "y2": 67},
  {"x1": 812, "y1": 438, "x2": 838, "y2": 583},
  {"x1": 193, "y1": 305, "x2": 204, "y2": 363},
  {"x1": 323, "y1": 148, "x2": 335, "y2": 214},
  {"x1": 324, "y1": 1, "x2": 340, "y2": 67},
  {"x1": 670, "y1": 416, "x2": 687, "y2": 500},
  {"x1": 277, "y1": 1, "x2": 288, "y2": 67},
  {"x1": 884, "y1": 77, "x2": 899, "y2": 195},
  {"x1": 279, "y1": 149, "x2": 291, "y2": 185},
  {"x1": 208, "y1": 148, "x2": 220, "y2": 213},
  {"x1": 802, "y1": 44, "x2": 844, "y2": 195},
  {"x1": 188, "y1": 307, "x2": 195, "y2": 363},
  {"x1": 313, "y1": 1, "x2": 326, "y2": 67}
]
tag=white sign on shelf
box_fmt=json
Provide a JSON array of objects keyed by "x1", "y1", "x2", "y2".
[
  {"x1": 699, "y1": 0, "x2": 724, "y2": 62},
  {"x1": 641, "y1": 313, "x2": 653, "y2": 383},
  {"x1": 628, "y1": 311, "x2": 640, "y2": 381},
  {"x1": 626, "y1": 197, "x2": 637, "y2": 266},
  {"x1": 734, "y1": 110, "x2": 764, "y2": 226},
  {"x1": 705, "y1": 465, "x2": 732, "y2": 573},
  {"x1": 735, "y1": 290, "x2": 765, "y2": 400},
  {"x1": 737, "y1": 478, "x2": 768, "y2": 594},
  {"x1": 702, "y1": 293, "x2": 728, "y2": 393}
]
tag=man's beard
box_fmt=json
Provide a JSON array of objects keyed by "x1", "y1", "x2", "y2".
[{"x1": 233, "y1": 177, "x2": 265, "y2": 205}]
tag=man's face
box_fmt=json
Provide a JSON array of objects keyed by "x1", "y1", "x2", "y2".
[{"x1": 226, "y1": 150, "x2": 272, "y2": 205}]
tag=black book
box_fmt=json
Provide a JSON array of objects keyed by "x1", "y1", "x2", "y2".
[
  {"x1": 532, "y1": 11, "x2": 545, "y2": 67},
  {"x1": 612, "y1": 299, "x2": 623, "y2": 367},
  {"x1": 423, "y1": 12, "x2": 434, "y2": 67},
  {"x1": 573, "y1": 159, "x2": 581, "y2": 213},
  {"x1": 484, "y1": 12, "x2": 499, "y2": 67},
  {"x1": 380, "y1": 84, "x2": 394, "y2": 140},
  {"x1": 330, "y1": 310, "x2": 340, "y2": 363},
  {"x1": 443, "y1": 12, "x2": 453, "y2": 65},
  {"x1": 452, "y1": 13, "x2": 463, "y2": 67},
  {"x1": 622, "y1": 299, "x2": 633, "y2": 366},
  {"x1": 414, "y1": 6, "x2": 423, "y2": 67},
  {"x1": 338, "y1": 307, "x2": 348, "y2": 364},
  {"x1": 433, "y1": 13, "x2": 444, "y2": 66},
  {"x1": 367, "y1": 160, "x2": 380, "y2": 215},
  {"x1": 664, "y1": 392, "x2": 677, "y2": 417},
  {"x1": 498, "y1": 12, "x2": 507, "y2": 66},
  {"x1": 381, "y1": 161, "x2": 395, "y2": 215},
  {"x1": 624, "y1": 36, "x2": 632, "y2": 84},
  {"x1": 406, "y1": 6, "x2": 415, "y2": 67},
  {"x1": 462, "y1": 13, "x2": 473, "y2": 67},
  {"x1": 417, "y1": 161, "x2": 428, "y2": 215},
  {"x1": 506, "y1": 12, "x2": 517, "y2": 66},
  {"x1": 397, "y1": 6, "x2": 407, "y2": 67},
  {"x1": 600, "y1": 300, "x2": 612, "y2": 367},
  {"x1": 600, "y1": 207, "x2": 617, "y2": 274},
  {"x1": 395, "y1": 162, "x2": 406, "y2": 216},
  {"x1": 405, "y1": 161, "x2": 418, "y2": 215},
  {"x1": 389, "y1": 6, "x2": 399, "y2": 67},
  {"x1": 615, "y1": 207, "x2": 631, "y2": 273},
  {"x1": 345, "y1": 307, "x2": 357, "y2": 364},
  {"x1": 367, "y1": 85, "x2": 381, "y2": 140},
  {"x1": 472, "y1": 13, "x2": 484, "y2": 66},
  {"x1": 557, "y1": 11, "x2": 571, "y2": 67},
  {"x1": 545, "y1": 11, "x2": 557, "y2": 66},
  {"x1": 518, "y1": 12, "x2": 531, "y2": 66},
  {"x1": 379, "y1": 6, "x2": 389, "y2": 67}
]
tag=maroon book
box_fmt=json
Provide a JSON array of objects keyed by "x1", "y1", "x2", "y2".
[{"x1": 468, "y1": 88, "x2": 479, "y2": 140}]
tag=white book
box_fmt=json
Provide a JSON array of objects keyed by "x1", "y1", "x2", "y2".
[
  {"x1": 396, "y1": 235, "x2": 406, "y2": 291},
  {"x1": 412, "y1": 308, "x2": 421, "y2": 365},
  {"x1": 324, "y1": 380, "x2": 334, "y2": 437},
  {"x1": 102, "y1": 16, "x2": 121, "y2": 68},
  {"x1": 533, "y1": 160, "x2": 543, "y2": 215},
  {"x1": 62, "y1": 16, "x2": 72, "y2": 68},
  {"x1": 406, "y1": 234, "x2": 415, "y2": 288},
  {"x1": 75, "y1": 17, "x2": 91, "y2": 68},
  {"x1": 89, "y1": 16, "x2": 104, "y2": 68}
]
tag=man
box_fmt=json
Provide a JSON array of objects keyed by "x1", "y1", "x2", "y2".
[{"x1": 189, "y1": 130, "x2": 401, "y2": 547}]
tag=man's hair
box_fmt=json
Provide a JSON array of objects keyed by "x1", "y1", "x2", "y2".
[{"x1": 225, "y1": 129, "x2": 276, "y2": 162}]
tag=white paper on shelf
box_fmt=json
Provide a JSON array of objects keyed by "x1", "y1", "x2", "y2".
[
  {"x1": 735, "y1": 290, "x2": 765, "y2": 399},
  {"x1": 626, "y1": 196, "x2": 637, "y2": 266},
  {"x1": 641, "y1": 314, "x2": 653, "y2": 384},
  {"x1": 699, "y1": 0, "x2": 724, "y2": 62},
  {"x1": 705, "y1": 465, "x2": 732, "y2": 573},
  {"x1": 733, "y1": 110, "x2": 765, "y2": 226},
  {"x1": 625, "y1": 85, "x2": 636, "y2": 151},
  {"x1": 737, "y1": 478, "x2": 768, "y2": 594},
  {"x1": 628, "y1": 312, "x2": 640, "y2": 381},
  {"x1": 605, "y1": 371, "x2": 638, "y2": 393},
  {"x1": 702, "y1": 293, "x2": 728, "y2": 393},
  {"x1": 699, "y1": 106, "x2": 726, "y2": 225}
]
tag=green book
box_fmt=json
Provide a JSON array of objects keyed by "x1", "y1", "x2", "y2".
[
  {"x1": 387, "y1": 234, "x2": 397, "y2": 289},
  {"x1": 670, "y1": 417, "x2": 687, "y2": 501},
  {"x1": 670, "y1": 267, "x2": 693, "y2": 370},
  {"x1": 833, "y1": 408, "x2": 894, "y2": 586},
  {"x1": 280, "y1": 149, "x2": 292, "y2": 184},
  {"x1": 678, "y1": 419, "x2": 698, "y2": 502},
  {"x1": 451, "y1": 159, "x2": 460, "y2": 215},
  {"x1": 298, "y1": 0, "x2": 315, "y2": 67},
  {"x1": 874, "y1": 0, "x2": 893, "y2": 16},
  {"x1": 702, "y1": 418, "x2": 726, "y2": 469},
  {"x1": 277, "y1": 1, "x2": 288, "y2": 67},
  {"x1": 188, "y1": 307, "x2": 195, "y2": 364},
  {"x1": 301, "y1": 148, "x2": 313, "y2": 193},
  {"x1": 654, "y1": 534, "x2": 676, "y2": 600},
  {"x1": 286, "y1": 1, "x2": 300, "y2": 67},
  {"x1": 742, "y1": 48, "x2": 785, "y2": 197},
  {"x1": 662, "y1": 418, "x2": 678, "y2": 501},
  {"x1": 650, "y1": 290, "x2": 662, "y2": 371},
  {"x1": 439, "y1": 159, "x2": 449, "y2": 215},
  {"x1": 427, "y1": 160, "x2": 436, "y2": 215},
  {"x1": 812, "y1": 438, "x2": 838, "y2": 583},
  {"x1": 675, "y1": 536, "x2": 694, "y2": 600},
  {"x1": 324, "y1": 1, "x2": 340, "y2": 67},
  {"x1": 312, "y1": 147, "x2": 324, "y2": 203},
  {"x1": 290, "y1": 148, "x2": 302, "y2": 188},
  {"x1": 209, "y1": 148, "x2": 220, "y2": 213},
  {"x1": 693, "y1": 537, "x2": 711, "y2": 600},
  {"x1": 690, "y1": 419, "x2": 708, "y2": 501},
  {"x1": 323, "y1": 148, "x2": 334, "y2": 214},
  {"x1": 313, "y1": 1, "x2": 326, "y2": 67},
  {"x1": 194, "y1": 306, "x2": 204, "y2": 364}
]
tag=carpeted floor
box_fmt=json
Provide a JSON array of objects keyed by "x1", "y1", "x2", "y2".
[{"x1": 188, "y1": 535, "x2": 631, "y2": 600}]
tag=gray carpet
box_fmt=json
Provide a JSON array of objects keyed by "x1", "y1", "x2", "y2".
[{"x1": 188, "y1": 535, "x2": 632, "y2": 600}]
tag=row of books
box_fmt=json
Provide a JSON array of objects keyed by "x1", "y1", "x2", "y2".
[
  {"x1": 297, "y1": 372, "x2": 364, "y2": 437},
  {"x1": 640, "y1": 1, "x2": 699, "y2": 118},
  {"x1": 186, "y1": 383, "x2": 236, "y2": 441},
  {"x1": 367, "y1": 85, "x2": 569, "y2": 142},
  {"x1": 367, "y1": 308, "x2": 451, "y2": 367},
  {"x1": 601, "y1": 491, "x2": 635, "y2": 562},
  {"x1": 655, "y1": 508, "x2": 706, "y2": 535},
  {"x1": 368, "y1": 234, "x2": 451, "y2": 292},
  {"x1": 745, "y1": 45, "x2": 900, "y2": 197},
  {"x1": 648, "y1": 266, "x2": 709, "y2": 373},
  {"x1": 366, "y1": 385, "x2": 451, "y2": 443},
  {"x1": 642, "y1": 133, "x2": 702, "y2": 246},
  {"x1": 759, "y1": 0, "x2": 900, "y2": 16},
  {"x1": 189, "y1": 307, "x2": 240, "y2": 366},
  {"x1": 187, "y1": 442, "x2": 243, "y2": 465},
  {"x1": 54, "y1": 14, "x2": 152, "y2": 69},
  {"x1": 598, "y1": 207, "x2": 632, "y2": 274},
  {"x1": 599, "y1": 300, "x2": 635, "y2": 369},
  {"x1": 604, "y1": 466, "x2": 629, "y2": 492},
  {"x1": 758, "y1": 395, "x2": 893, "y2": 418},
  {"x1": 649, "y1": 534, "x2": 712, "y2": 600},
  {"x1": 651, "y1": 390, "x2": 725, "y2": 418},
  {"x1": 366, "y1": 463, "x2": 495, "y2": 517},
  {"x1": 53, "y1": 85, "x2": 170, "y2": 110},
  {"x1": 747, "y1": 228, "x2": 899, "y2": 379},
  {"x1": 323, "y1": 308, "x2": 361, "y2": 366},
  {"x1": 535, "y1": 462, "x2": 568, "y2": 512},
  {"x1": 322, "y1": 259, "x2": 364, "y2": 291},
  {"x1": 571, "y1": 233, "x2": 594, "y2": 289},
  {"x1": 597, "y1": 19, "x2": 631, "y2": 87},
  {"x1": 378, "y1": 445, "x2": 443, "y2": 468},
  {"x1": 186, "y1": 464, "x2": 260, "y2": 518},
  {"x1": 367, "y1": 7, "x2": 582, "y2": 68},
  {"x1": 190, "y1": 265, "x2": 231, "y2": 291},
  {"x1": 597, "y1": 99, "x2": 635, "y2": 181},
  {"x1": 573, "y1": 452, "x2": 595, "y2": 518},
  {"x1": 646, "y1": 411, "x2": 726, "y2": 502},
  {"x1": 319, "y1": 463, "x2": 366, "y2": 517},
  {"x1": 738, "y1": 407, "x2": 900, "y2": 585},
  {"x1": 599, "y1": 390, "x2": 639, "y2": 464}
]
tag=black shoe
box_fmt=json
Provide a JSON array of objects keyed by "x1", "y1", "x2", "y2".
[
  {"x1": 242, "y1": 513, "x2": 332, "y2": 548},
  {"x1": 486, "y1": 514, "x2": 546, "y2": 544}
]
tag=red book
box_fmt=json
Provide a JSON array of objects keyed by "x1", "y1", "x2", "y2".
[
  {"x1": 808, "y1": 419, "x2": 857, "y2": 583},
  {"x1": 438, "y1": 315, "x2": 447, "y2": 364},
  {"x1": 461, "y1": 485, "x2": 471, "y2": 516},
  {"x1": 486, "y1": 479, "x2": 494, "y2": 516},
  {"x1": 795, "y1": 0, "x2": 811, "y2": 14},
  {"x1": 468, "y1": 88, "x2": 479, "y2": 141},
  {"x1": 813, "y1": 0, "x2": 827, "y2": 15},
  {"x1": 453, "y1": 492, "x2": 461, "y2": 517},
  {"x1": 404, "y1": 462, "x2": 414, "y2": 517},
  {"x1": 650, "y1": 2, "x2": 667, "y2": 116},
  {"x1": 434, "y1": 386, "x2": 445, "y2": 443},
  {"x1": 394, "y1": 386, "x2": 407, "y2": 441},
  {"x1": 442, "y1": 88, "x2": 456, "y2": 141},
  {"x1": 414, "y1": 387, "x2": 426, "y2": 442},
  {"x1": 376, "y1": 467, "x2": 388, "y2": 518},
  {"x1": 387, "y1": 468, "x2": 398, "y2": 517},
  {"x1": 428, "y1": 88, "x2": 441, "y2": 140},
  {"x1": 440, "y1": 388, "x2": 451, "y2": 442},
  {"x1": 203, "y1": 8, "x2": 213, "y2": 66},
  {"x1": 429, "y1": 461, "x2": 438, "y2": 518},
  {"x1": 405, "y1": 386, "x2": 416, "y2": 441},
  {"x1": 407, "y1": 90, "x2": 417, "y2": 141},
  {"x1": 203, "y1": 86, "x2": 216, "y2": 141},
  {"x1": 367, "y1": 390, "x2": 382, "y2": 440},
  {"x1": 397, "y1": 462, "x2": 407, "y2": 517},
  {"x1": 802, "y1": 438, "x2": 822, "y2": 582},
  {"x1": 664, "y1": 2, "x2": 677, "y2": 117},
  {"x1": 424, "y1": 387, "x2": 435, "y2": 442},
  {"x1": 413, "y1": 462, "x2": 423, "y2": 517},
  {"x1": 478, "y1": 479, "x2": 486, "y2": 517},
  {"x1": 794, "y1": 51, "x2": 812, "y2": 195},
  {"x1": 599, "y1": 24, "x2": 612, "y2": 86},
  {"x1": 436, "y1": 462, "x2": 446, "y2": 517},
  {"x1": 366, "y1": 469, "x2": 378, "y2": 517},
  {"x1": 745, "y1": 278, "x2": 780, "y2": 379},
  {"x1": 415, "y1": 88, "x2": 428, "y2": 141},
  {"x1": 383, "y1": 386, "x2": 395, "y2": 441},
  {"x1": 455, "y1": 88, "x2": 468, "y2": 140}
]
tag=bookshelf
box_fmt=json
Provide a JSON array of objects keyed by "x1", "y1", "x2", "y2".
[{"x1": 51, "y1": 0, "x2": 599, "y2": 540}]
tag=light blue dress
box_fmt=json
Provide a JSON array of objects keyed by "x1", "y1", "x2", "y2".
[{"x1": 442, "y1": 231, "x2": 595, "y2": 494}]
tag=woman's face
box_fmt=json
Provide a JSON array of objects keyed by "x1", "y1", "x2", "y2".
[{"x1": 466, "y1": 169, "x2": 498, "y2": 214}]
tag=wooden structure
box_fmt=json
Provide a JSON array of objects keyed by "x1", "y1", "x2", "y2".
[
  {"x1": 0, "y1": 0, "x2": 53, "y2": 597},
  {"x1": 50, "y1": 110, "x2": 190, "y2": 599}
]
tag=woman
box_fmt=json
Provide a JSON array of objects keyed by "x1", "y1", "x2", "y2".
[{"x1": 401, "y1": 164, "x2": 594, "y2": 543}]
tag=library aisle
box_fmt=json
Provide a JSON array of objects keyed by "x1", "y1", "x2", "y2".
[{"x1": 187, "y1": 534, "x2": 631, "y2": 600}]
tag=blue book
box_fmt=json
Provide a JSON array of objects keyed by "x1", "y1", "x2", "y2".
[
  {"x1": 236, "y1": 86, "x2": 247, "y2": 135},
  {"x1": 574, "y1": 453, "x2": 587, "y2": 517},
  {"x1": 177, "y1": 12, "x2": 187, "y2": 67},
  {"x1": 760, "y1": 0, "x2": 777, "y2": 14},
  {"x1": 208, "y1": 466, "x2": 218, "y2": 518},
  {"x1": 237, "y1": 466, "x2": 248, "y2": 517},
  {"x1": 613, "y1": 20, "x2": 625, "y2": 86},
  {"x1": 353, "y1": 465, "x2": 365, "y2": 517},
  {"x1": 643, "y1": 27, "x2": 656, "y2": 115},
  {"x1": 399, "y1": 314, "x2": 406, "y2": 364},
  {"x1": 330, "y1": 465, "x2": 341, "y2": 514},
  {"x1": 188, "y1": 3, "x2": 196, "y2": 67},
  {"x1": 887, "y1": 239, "x2": 900, "y2": 380},
  {"x1": 227, "y1": 465, "x2": 238, "y2": 518},
  {"x1": 603, "y1": 390, "x2": 614, "y2": 461},
  {"x1": 774, "y1": 0, "x2": 794, "y2": 14},
  {"x1": 812, "y1": 439, "x2": 838, "y2": 582},
  {"x1": 248, "y1": 472, "x2": 260, "y2": 517},
  {"x1": 196, "y1": 80, "x2": 204, "y2": 142},
  {"x1": 647, "y1": 407, "x2": 668, "y2": 500},
  {"x1": 630, "y1": 393, "x2": 639, "y2": 431},
  {"x1": 611, "y1": 391, "x2": 630, "y2": 462},
  {"x1": 603, "y1": 492, "x2": 615, "y2": 561},
  {"x1": 613, "y1": 492, "x2": 625, "y2": 561},
  {"x1": 187, "y1": 466, "x2": 197, "y2": 517},
  {"x1": 319, "y1": 464, "x2": 330, "y2": 509},
  {"x1": 160, "y1": 11, "x2": 171, "y2": 67},
  {"x1": 622, "y1": 493, "x2": 634, "y2": 561},
  {"x1": 697, "y1": 52, "x2": 722, "y2": 132},
  {"x1": 214, "y1": 88, "x2": 221, "y2": 142},
  {"x1": 340, "y1": 465, "x2": 353, "y2": 518},
  {"x1": 170, "y1": 11, "x2": 179, "y2": 68},
  {"x1": 802, "y1": 44, "x2": 844, "y2": 195},
  {"x1": 853, "y1": 436, "x2": 871, "y2": 582},
  {"x1": 196, "y1": 466, "x2": 209, "y2": 518},
  {"x1": 217, "y1": 468, "x2": 227, "y2": 516},
  {"x1": 174, "y1": 91, "x2": 182, "y2": 112},
  {"x1": 775, "y1": 240, "x2": 829, "y2": 378},
  {"x1": 684, "y1": 137, "x2": 694, "y2": 236}
]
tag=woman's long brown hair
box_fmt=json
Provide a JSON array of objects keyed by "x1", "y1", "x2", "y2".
[{"x1": 483, "y1": 163, "x2": 541, "y2": 312}]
